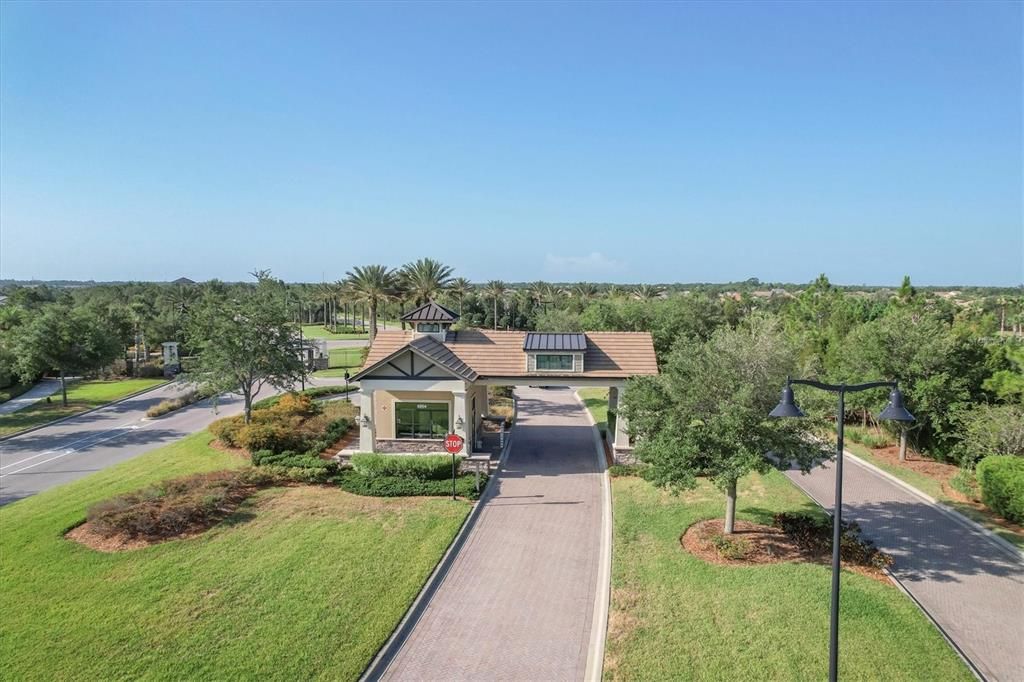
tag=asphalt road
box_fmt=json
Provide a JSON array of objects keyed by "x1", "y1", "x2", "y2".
[{"x1": 0, "y1": 377, "x2": 344, "y2": 506}]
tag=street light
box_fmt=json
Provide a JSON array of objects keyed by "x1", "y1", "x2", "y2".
[{"x1": 770, "y1": 378, "x2": 913, "y2": 682}]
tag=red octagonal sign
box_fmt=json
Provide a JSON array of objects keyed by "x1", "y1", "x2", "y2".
[{"x1": 444, "y1": 433, "x2": 465, "y2": 454}]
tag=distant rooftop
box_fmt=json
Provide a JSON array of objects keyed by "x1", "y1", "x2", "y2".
[
  {"x1": 523, "y1": 332, "x2": 588, "y2": 351},
  {"x1": 172, "y1": 277, "x2": 196, "y2": 285}
]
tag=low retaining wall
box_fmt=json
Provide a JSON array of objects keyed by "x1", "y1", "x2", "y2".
[{"x1": 375, "y1": 439, "x2": 446, "y2": 454}]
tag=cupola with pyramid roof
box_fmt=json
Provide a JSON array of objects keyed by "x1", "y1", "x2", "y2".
[{"x1": 401, "y1": 300, "x2": 459, "y2": 341}]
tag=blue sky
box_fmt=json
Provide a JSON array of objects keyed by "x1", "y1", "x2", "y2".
[{"x1": 1, "y1": 1, "x2": 1021, "y2": 285}]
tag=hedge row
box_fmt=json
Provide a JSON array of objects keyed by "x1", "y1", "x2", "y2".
[
  {"x1": 976, "y1": 455, "x2": 1024, "y2": 523},
  {"x1": 350, "y1": 453, "x2": 459, "y2": 481},
  {"x1": 336, "y1": 470, "x2": 486, "y2": 500}
]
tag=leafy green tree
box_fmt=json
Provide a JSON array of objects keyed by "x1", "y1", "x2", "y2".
[
  {"x1": 983, "y1": 345, "x2": 1024, "y2": 403},
  {"x1": 399, "y1": 258, "x2": 454, "y2": 305},
  {"x1": 620, "y1": 314, "x2": 824, "y2": 533},
  {"x1": 344, "y1": 265, "x2": 397, "y2": 342},
  {"x1": 185, "y1": 276, "x2": 306, "y2": 423},
  {"x1": 12, "y1": 304, "x2": 122, "y2": 405}
]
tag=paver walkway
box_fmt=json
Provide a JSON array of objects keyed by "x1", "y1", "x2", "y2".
[
  {"x1": 377, "y1": 387, "x2": 606, "y2": 681},
  {"x1": 784, "y1": 454, "x2": 1024, "y2": 681},
  {"x1": 0, "y1": 379, "x2": 64, "y2": 415}
]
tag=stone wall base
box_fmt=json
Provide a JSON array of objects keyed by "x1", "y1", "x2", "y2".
[
  {"x1": 375, "y1": 439, "x2": 446, "y2": 454},
  {"x1": 612, "y1": 447, "x2": 637, "y2": 466}
]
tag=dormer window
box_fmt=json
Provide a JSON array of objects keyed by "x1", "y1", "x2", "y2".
[
  {"x1": 536, "y1": 354, "x2": 574, "y2": 371},
  {"x1": 523, "y1": 333, "x2": 587, "y2": 373},
  {"x1": 417, "y1": 323, "x2": 442, "y2": 333}
]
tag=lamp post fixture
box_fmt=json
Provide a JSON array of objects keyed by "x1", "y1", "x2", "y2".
[{"x1": 770, "y1": 378, "x2": 914, "y2": 682}]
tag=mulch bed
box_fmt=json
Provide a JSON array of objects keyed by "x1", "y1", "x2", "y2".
[
  {"x1": 681, "y1": 519, "x2": 889, "y2": 583},
  {"x1": 66, "y1": 521, "x2": 209, "y2": 553},
  {"x1": 866, "y1": 445, "x2": 959, "y2": 483},
  {"x1": 209, "y1": 438, "x2": 250, "y2": 460}
]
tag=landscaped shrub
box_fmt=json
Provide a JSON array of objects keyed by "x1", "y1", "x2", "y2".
[
  {"x1": 710, "y1": 533, "x2": 751, "y2": 560},
  {"x1": 251, "y1": 449, "x2": 338, "y2": 473},
  {"x1": 145, "y1": 388, "x2": 212, "y2": 418},
  {"x1": 949, "y1": 466, "x2": 981, "y2": 500},
  {"x1": 257, "y1": 464, "x2": 335, "y2": 485},
  {"x1": 209, "y1": 415, "x2": 245, "y2": 447},
  {"x1": 86, "y1": 468, "x2": 284, "y2": 540},
  {"x1": 336, "y1": 470, "x2": 486, "y2": 500},
  {"x1": 236, "y1": 420, "x2": 307, "y2": 453},
  {"x1": 350, "y1": 453, "x2": 459, "y2": 481},
  {"x1": 773, "y1": 512, "x2": 893, "y2": 570},
  {"x1": 845, "y1": 426, "x2": 893, "y2": 449},
  {"x1": 976, "y1": 455, "x2": 1024, "y2": 523},
  {"x1": 208, "y1": 391, "x2": 354, "y2": 456},
  {"x1": 252, "y1": 385, "x2": 354, "y2": 410},
  {"x1": 136, "y1": 364, "x2": 165, "y2": 378}
]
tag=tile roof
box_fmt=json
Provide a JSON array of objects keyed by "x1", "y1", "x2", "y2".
[
  {"x1": 357, "y1": 329, "x2": 658, "y2": 380},
  {"x1": 523, "y1": 332, "x2": 588, "y2": 351},
  {"x1": 400, "y1": 300, "x2": 460, "y2": 323}
]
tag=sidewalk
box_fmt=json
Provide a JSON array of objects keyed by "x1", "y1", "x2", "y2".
[
  {"x1": 0, "y1": 380, "x2": 64, "y2": 415},
  {"x1": 784, "y1": 454, "x2": 1024, "y2": 681}
]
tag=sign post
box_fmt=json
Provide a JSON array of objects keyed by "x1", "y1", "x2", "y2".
[{"x1": 444, "y1": 433, "x2": 465, "y2": 500}]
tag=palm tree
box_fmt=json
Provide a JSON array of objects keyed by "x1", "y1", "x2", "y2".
[
  {"x1": 399, "y1": 258, "x2": 454, "y2": 306},
  {"x1": 344, "y1": 265, "x2": 396, "y2": 342},
  {"x1": 449, "y1": 277, "x2": 473, "y2": 316},
  {"x1": 571, "y1": 282, "x2": 599, "y2": 302},
  {"x1": 483, "y1": 280, "x2": 508, "y2": 330},
  {"x1": 632, "y1": 284, "x2": 666, "y2": 301},
  {"x1": 605, "y1": 285, "x2": 627, "y2": 301},
  {"x1": 539, "y1": 282, "x2": 562, "y2": 312}
]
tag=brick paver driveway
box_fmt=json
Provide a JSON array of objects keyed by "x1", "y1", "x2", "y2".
[
  {"x1": 785, "y1": 455, "x2": 1024, "y2": 681},
  {"x1": 377, "y1": 387, "x2": 606, "y2": 681}
]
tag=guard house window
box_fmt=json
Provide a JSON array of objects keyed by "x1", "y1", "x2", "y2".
[
  {"x1": 536, "y1": 354, "x2": 574, "y2": 371},
  {"x1": 417, "y1": 323, "x2": 441, "y2": 333},
  {"x1": 395, "y1": 402, "x2": 449, "y2": 439}
]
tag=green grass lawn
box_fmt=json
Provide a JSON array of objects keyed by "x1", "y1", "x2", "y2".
[
  {"x1": 604, "y1": 473, "x2": 972, "y2": 681},
  {"x1": 0, "y1": 431, "x2": 470, "y2": 680},
  {"x1": 0, "y1": 380, "x2": 35, "y2": 404},
  {"x1": 313, "y1": 348, "x2": 366, "y2": 378},
  {"x1": 0, "y1": 378, "x2": 167, "y2": 437},
  {"x1": 301, "y1": 324, "x2": 370, "y2": 340},
  {"x1": 578, "y1": 387, "x2": 610, "y2": 432}
]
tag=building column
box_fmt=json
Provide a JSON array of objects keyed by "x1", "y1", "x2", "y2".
[
  {"x1": 612, "y1": 385, "x2": 630, "y2": 449},
  {"x1": 452, "y1": 389, "x2": 468, "y2": 451},
  {"x1": 359, "y1": 388, "x2": 376, "y2": 452}
]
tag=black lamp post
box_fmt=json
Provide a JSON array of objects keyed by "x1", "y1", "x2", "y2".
[{"x1": 770, "y1": 378, "x2": 914, "y2": 682}]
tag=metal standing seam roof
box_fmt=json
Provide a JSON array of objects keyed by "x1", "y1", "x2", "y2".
[
  {"x1": 523, "y1": 332, "x2": 588, "y2": 351},
  {"x1": 400, "y1": 300, "x2": 460, "y2": 323}
]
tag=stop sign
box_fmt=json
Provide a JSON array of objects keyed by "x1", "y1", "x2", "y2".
[{"x1": 444, "y1": 433, "x2": 465, "y2": 454}]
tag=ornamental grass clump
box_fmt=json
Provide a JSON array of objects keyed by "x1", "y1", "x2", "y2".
[{"x1": 85, "y1": 468, "x2": 282, "y2": 541}]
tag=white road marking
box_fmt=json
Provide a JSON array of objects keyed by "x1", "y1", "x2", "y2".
[
  {"x1": 0, "y1": 419, "x2": 146, "y2": 471},
  {"x1": 0, "y1": 421, "x2": 154, "y2": 478}
]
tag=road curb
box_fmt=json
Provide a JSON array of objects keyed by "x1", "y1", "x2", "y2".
[
  {"x1": 360, "y1": 424, "x2": 513, "y2": 681},
  {"x1": 575, "y1": 389, "x2": 612, "y2": 682},
  {"x1": 0, "y1": 380, "x2": 173, "y2": 443},
  {"x1": 843, "y1": 451, "x2": 1023, "y2": 562}
]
